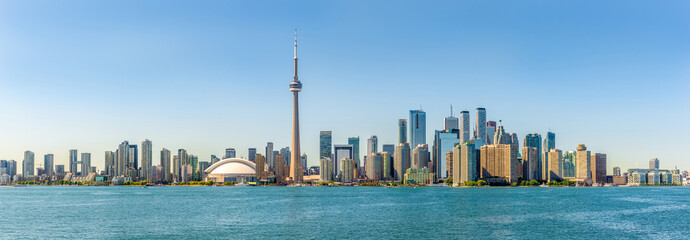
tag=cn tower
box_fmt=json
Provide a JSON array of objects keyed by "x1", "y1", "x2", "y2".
[{"x1": 289, "y1": 29, "x2": 303, "y2": 183}]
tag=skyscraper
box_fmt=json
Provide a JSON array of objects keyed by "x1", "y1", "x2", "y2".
[
  {"x1": 453, "y1": 142, "x2": 477, "y2": 186},
  {"x1": 225, "y1": 148, "x2": 236, "y2": 159},
  {"x1": 649, "y1": 158, "x2": 659, "y2": 169},
  {"x1": 44, "y1": 154, "x2": 54, "y2": 176},
  {"x1": 367, "y1": 135, "x2": 378, "y2": 156},
  {"x1": 444, "y1": 107, "x2": 459, "y2": 131},
  {"x1": 347, "y1": 137, "x2": 360, "y2": 166},
  {"x1": 393, "y1": 143, "x2": 411, "y2": 181},
  {"x1": 521, "y1": 147, "x2": 539, "y2": 181},
  {"x1": 289, "y1": 30, "x2": 303, "y2": 183},
  {"x1": 256, "y1": 154, "x2": 266, "y2": 181},
  {"x1": 81, "y1": 153, "x2": 91, "y2": 175},
  {"x1": 591, "y1": 153, "x2": 607, "y2": 184},
  {"x1": 248, "y1": 148, "x2": 257, "y2": 162},
  {"x1": 320, "y1": 131, "x2": 332, "y2": 160},
  {"x1": 613, "y1": 166, "x2": 621, "y2": 176},
  {"x1": 410, "y1": 110, "x2": 426, "y2": 149},
  {"x1": 319, "y1": 157, "x2": 332, "y2": 182},
  {"x1": 547, "y1": 149, "x2": 563, "y2": 182},
  {"x1": 69, "y1": 149, "x2": 78, "y2": 175},
  {"x1": 105, "y1": 151, "x2": 115, "y2": 177},
  {"x1": 280, "y1": 147, "x2": 291, "y2": 166},
  {"x1": 475, "y1": 108, "x2": 486, "y2": 141},
  {"x1": 576, "y1": 144, "x2": 591, "y2": 181},
  {"x1": 128, "y1": 144, "x2": 138, "y2": 172},
  {"x1": 398, "y1": 119, "x2": 407, "y2": 144},
  {"x1": 480, "y1": 144, "x2": 518, "y2": 184},
  {"x1": 161, "y1": 148, "x2": 171, "y2": 182},
  {"x1": 524, "y1": 133, "x2": 543, "y2": 180},
  {"x1": 486, "y1": 121, "x2": 496, "y2": 144},
  {"x1": 382, "y1": 151, "x2": 392, "y2": 180},
  {"x1": 366, "y1": 152, "x2": 383, "y2": 180},
  {"x1": 23, "y1": 150, "x2": 34, "y2": 177},
  {"x1": 141, "y1": 139, "x2": 152, "y2": 181},
  {"x1": 412, "y1": 144, "x2": 429, "y2": 169},
  {"x1": 265, "y1": 142, "x2": 274, "y2": 170},
  {"x1": 459, "y1": 111, "x2": 470, "y2": 144},
  {"x1": 382, "y1": 144, "x2": 395, "y2": 157},
  {"x1": 275, "y1": 153, "x2": 285, "y2": 184},
  {"x1": 543, "y1": 132, "x2": 555, "y2": 152},
  {"x1": 432, "y1": 130, "x2": 458, "y2": 179},
  {"x1": 334, "y1": 144, "x2": 354, "y2": 175},
  {"x1": 175, "y1": 149, "x2": 187, "y2": 182}
]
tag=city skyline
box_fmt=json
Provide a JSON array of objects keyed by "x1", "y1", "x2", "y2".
[{"x1": 1, "y1": 1, "x2": 689, "y2": 173}]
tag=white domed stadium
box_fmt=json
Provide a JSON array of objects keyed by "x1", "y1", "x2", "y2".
[{"x1": 204, "y1": 158, "x2": 263, "y2": 183}]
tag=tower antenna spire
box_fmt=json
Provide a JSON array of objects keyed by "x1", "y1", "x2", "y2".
[
  {"x1": 293, "y1": 28, "x2": 298, "y2": 81},
  {"x1": 450, "y1": 104, "x2": 453, "y2": 117}
]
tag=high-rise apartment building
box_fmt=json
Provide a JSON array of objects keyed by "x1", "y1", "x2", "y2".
[
  {"x1": 412, "y1": 144, "x2": 429, "y2": 170},
  {"x1": 613, "y1": 166, "x2": 621, "y2": 176},
  {"x1": 393, "y1": 143, "x2": 411, "y2": 181},
  {"x1": 459, "y1": 111, "x2": 470, "y2": 144},
  {"x1": 347, "y1": 137, "x2": 360, "y2": 166},
  {"x1": 547, "y1": 149, "x2": 563, "y2": 182},
  {"x1": 591, "y1": 153, "x2": 607, "y2": 184},
  {"x1": 141, "y1": 139, "x2": 152, "y2": 181},
  {"x1": 319, "y1": 157, "x2": 332, "y2": 182},
  {"x1": 23, "y1": 150, "x2": 34, "y2": 177},
  {"x1": 69, "y1": 149, "x2": 78, "y2": 176},
  {"x1": 409, "y1": 110, "x2": 426, "y2": 149},
  {"x1": 81, "y1": 153, "x2": 91, "y2": 175},
  {"x1": 453, "y1": 142, "x2": 477, "y2": 186},
  {"x1": 366, "y1": 152, "x2": 383, "y2": 180},
  {"x1": 104, "y1": 151, "x2": 115, "y2": 177},
  {"x1": 433, "y1": 130, "x2": 458, "y2": 179},
  {"x1": 649, "y1": 158, "x2": 659, "y2": 169},
  {"x1": 575, "y1": 144, "x2": 591, "y2": 181},
  {"x1": 524, "y1": 133, "x2": 543, "y2": 180},
  {"x1": 382, "y1": 151, "x2": 392, "y2": 180},
  {"x1": 265, "y1": 142, "x2": 274, "y2": 170},
  {"x1": 367, "y1": 135, "x2": 378, "y2": 156},
  {"x1": 522, "y1": 147, "x2": 539, "y2": 181},
  {"x1": 44, "y1": 154, "x2": 54, "y2": 176},
  {"x1": 161, "y1": 148, "x2": 171, "y2": 182},
  {"x1": 256, "y1": 154, "x2": 266, "y2": 180}
]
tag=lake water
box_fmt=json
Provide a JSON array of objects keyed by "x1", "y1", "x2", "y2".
[{"x1": 1, "y1": 186, "x2": 688, "y2": 239}]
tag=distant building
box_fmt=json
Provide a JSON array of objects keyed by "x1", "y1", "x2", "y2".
[
  {"x1": 523, "y1": 133, "x2": 543, "y2": 180},
  {"x1": 255, "y1": 154, "x2": 266, "y2": 180},
  {"x1": 562, "y1": 151, "x2": 576, "y2": 178},
  {"x1": 410, "y1": 110, "x2": 426, "y2": 149},
  {"x1": 347, "y1": 137, "x2": 360, "y2": 167},
  {"x1": 649, "y1": 158, "x2": 659, "y2": 169},
  {"x1": 457, "y1": 142, "x2": 477, "y2": 185},
  {"x1": 366, "y1": 153, "x2": 383, "y2": 180},
  {"x1": 225, "y1": 148, "x2": 236, "y2": 159},
  {"x1": 412, "y1": 144, "x2": 430, "y2": 170},
  {"x1": 44, "y1": 154, "x2": 54, "y2": 176},
  {"x1": 265, "y1": 142, "x2": 274, "y2": 171},
  {"x1": 69, "y1": 149, "x2": 78, "y2": 176},
  {"x1": 547, "y1": 149, "x2": 563, "y2": 182},
  {"x1": 382, "y1": 151, "x2": 392, "y2": 180},
  {"x1": 319, "y1": 157, "x2": 332, "y2": 182},
  {"x1": 433, "y1": 130, "x2": 459, "y2": 179},
  {"x1": 320, "y1": 131, "x2": 332, "y2": 161},
  {"x1": 475, "y1": 108, "x2": 486, "y2": 142},
  {"x1": 398, "y1": 119, "x2": 407, "y2": 144},
  {"x1": 444, "y1": 114, "x2": 459, "y2": 132},
  {"x1": 486, "y1": 121, "x2": 496, "y2": 144},
  {"x1": 575, "y1": 145, "x2": 592, "y2": 182},
  {"x1": 141, "y1": 139, "x2": 152, "y2": 181},
  {"x1": 459, "y1": 111, "x2": 470, "y2": 144},
  {"x1": 613, "y1": 166, "x2": 621, "y2": 176},
  {"x1": 55, "y1": 164, "x2": 64, "y2": 176},
  {"x1": 275, "y1": 153, "x2": 285, "y2": 184},
  {"x1": 334, "y1": 144, "x2": 354, "y2": 176},
  {"x1": 394, "y1": 143, "x2": 411, "y2": 181},
  {"x1": 367, "y1": 136, "x2": 378, "y2": 156},
  {"x1": 81, "y1": 153, "x2": 91, "y2": 175},
  {"x1": 161, "y1": 148, "x2": 171, "y2": 182},
  {"x1": 591, "y1": 153, "x2": 607, "y2": 184},
  {"x1": 23, "y1": 150, "x2": 35, "y2": 177},
  {"x1": 248, "y1": 148, "x2": 257, "y2": 162},
  {"x1": 521, "y1": 147, "x2": 539, "y2": 181},
  {"x1": 105, "y1": 151, "x2": 116, "y2": 177},
  {"x1": 404, "y1": 168, "x2": 435, "y2": 185},
  {"x1": 480, "y1": 144, "x2": 518, "y2": 184},
  {"x1": 340, "y1": 158, "x2": 355, "y2": 183}
]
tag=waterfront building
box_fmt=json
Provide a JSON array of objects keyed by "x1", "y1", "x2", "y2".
[
  {"x1": 522, "y1": 147, "x2": 539, "y2": 181},
  {"x1": 128, "y1": 144, "x2": 138, "y2": 173},
  {"x1": 576, "y1": 145, "x2": 591, "y2": 181},
  {"x1": 476, "y1": 108, "x2": 486, "y2": 142},
  {"x1": 161, "y1": 148, "x2": 171, "y2": 182},
  {"x1": 404, "y1": 168, "x2": 435, "y2": 185},
  {"x1": 44, "y1": 154, "x2": 54, "y2": 176},
  {"x1": 248, "y1": 148, "x2": 257, "y2": 162},
  {"x1": 412, "y1": 144, "x2": 430, "y2": 170},
  {"x1": 255, "y1": 154, "x2": 266, "y2": 180},
  {"x1": 175, "y1": 149, "x2": 188, "y2": 182},
  {"x1": 398, "y1": 119, "x2": 407, "y2": 144},
  {"x1": 366, "y1": 152, "x2": 383, "y2": 180},
  {"x1": 266, "y1": 142, "x2": 274, "y2": 170},
  {"x1": 141, "y1": 139, "x2": 152, "y2": 181},
  {"x1": 591, "y1": 153, "x2": 607, "y2": 184},
  {"x1": 334, "y1": 144, "x2": 354, "y2": 175},
  {"x1": 204, "y1": 158, "x2": 258, "y2": 184},
  {"x1": 523, "y1": 133, "x2": 543, "y2": 180},
  {"x1": 394, "y1": 143, "x2": 411, "y2": 181},
  {"x1": 459, "y1": 111, "x2": 470, "y2": 144},
  {"x1": 433, "y1": 130, "x2": 459, "y2": 179},
  {"x1": 23, "y1": 150, "x2": 34, "y2": 177},
  {"x1": 347, "y1": 137, "x2": 360, "y2": 166},
  {"x1": 547, "y1": 149, "x2": 563, "y2": 182},
  {"x1": 341, "y1": 158, "x2": 355, "y2": 183},
  {"x1": 486, "y1": 121, "x2": 496, "y2": 144},
  {"x1": 189, "y1": 155, "x2": 199, "y2": 181},
  {"x1": 275, "y1": 153, "x2": 285, "y2": 183},
  {"x1": 562, "y1": 151, "x2": 576, "y2": 178},
  {"x1": 225, "y1": 148, "x2": 236, "y2": 159},
  {"x1": 459, "y1": 142, "x2": 477, "y2": 184},
  {"x1": 649, "y1": 158, "x2": 659, "y2": 169},
  {"x1": 69, "y1": 149, "x2": 78, "y2": 176},
  {"x1": 446, "y1": 151, "x2": 453, "y2": 179},
  {"x1": 480, "y1": 144, "x2": 518, "y2": 184},
  {"x1": 320, "y1": 131, "x2": 332, "y2": 161},
  {"x1": 382, "y1": 151, "x2": 392, "y2": 180},
  {"x1": 319, "y1": 157, "x2": 332, "y2": 182},
  {"x1": 410, "y1": 110, "x2": 426, "y2": 149},
  {"x1": 81, "y1": 153, "x2": 91, "y2": 175},
  {"x1": 613, "y1": 166, "x2": 621, "y2": 176}
]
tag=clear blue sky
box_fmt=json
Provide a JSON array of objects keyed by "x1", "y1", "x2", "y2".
[{"x1": 1, "y1": 1, "x2": 689, "y2": 173}]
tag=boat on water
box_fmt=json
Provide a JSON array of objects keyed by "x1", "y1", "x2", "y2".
[{"x1": 539, "y1": 184, "x2": 549, "y2": 187}]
